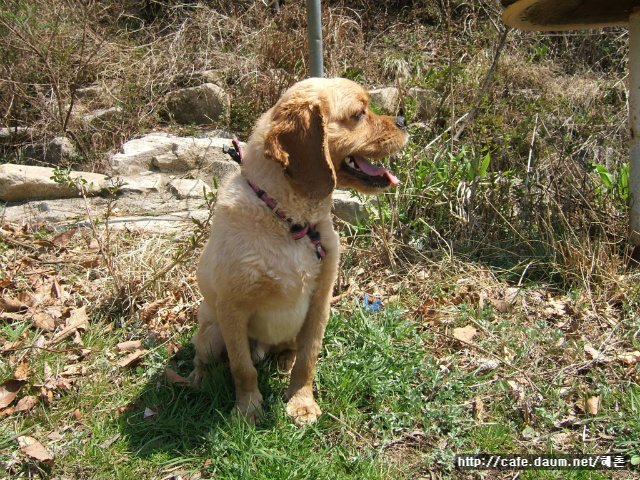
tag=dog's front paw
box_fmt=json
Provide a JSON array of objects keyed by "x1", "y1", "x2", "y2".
[
  {"x1": 188, "y1": 365, "x2": 207, "y2": 387},
  {"x1": 233, "y1": 391, "x2": 264, "y2": 425},
  {"x1": 286, "y1": 394, "x2": 322, "y2": 427}
]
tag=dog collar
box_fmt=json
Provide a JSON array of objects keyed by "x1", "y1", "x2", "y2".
[{"x1": 248, "y1": 180, "x2": 326, "y2": 260}]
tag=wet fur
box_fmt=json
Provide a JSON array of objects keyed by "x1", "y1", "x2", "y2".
[{"x1": 190, "y1": 77, "x2": 408, "y2": 425}]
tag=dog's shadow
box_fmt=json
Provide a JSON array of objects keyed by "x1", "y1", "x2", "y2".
[{"x1": 119, "y1": 341, "x2": 288, "y2": 457}]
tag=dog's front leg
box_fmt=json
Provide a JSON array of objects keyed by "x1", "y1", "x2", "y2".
[
  {"x1": 285, "y1": 252, "x2": 339, "y2": 426},
  {"x1": 216, "y1": 301, "x2": 263, "y2": 424}
]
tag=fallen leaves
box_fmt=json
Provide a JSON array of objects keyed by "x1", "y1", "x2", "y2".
[
  {"x1": 117, "y1": 349, "x2": 147, "y2": 368},
  {"x1": 48, "y1": 306, "x2": 89, "y2": 345},
  {"x1": 165, "y1": 367, "x2": 190, "y2": 387},
  {"x1": 452, "y1": 325, "x2": 477, "y2": 345},
  {"x1": 18, "y1": 436, "x2": 54, "y2": 465},
  {"x1": 0, "y1": 379, "x2": 27, "y2": 409}
]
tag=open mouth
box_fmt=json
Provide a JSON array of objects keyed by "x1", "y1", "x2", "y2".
[{"x1": 340, "y1": 155, "x2": 400, "y2": 187}]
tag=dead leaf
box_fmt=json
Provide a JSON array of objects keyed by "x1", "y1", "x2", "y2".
[
  {"x1": 99, "y1": 433, "x2": 121, "y2": 449},
  {"x1": 46, "y1": 429, "x2": 64, "y2": 441},
  {"x1": 584, "y1": 343, "x2": 610, "y2": 362},
  {"x1": 18, "y1": 436, "x2": 54, "y2": 464},
  {"x1": 139, "y1": 297, "x2": 171, "y2": 323},
  {"x1": 49, "y1": 306, "x2": 89, "y2": 345},
  {"x1": 503, "y1": 346, "x2": 516, "y2": 364},
  {"x1": 490, "y1": 298, "x2": 512, "y2": 314},
  {"x1": 61, "y1": 365, "x2": 86, "y2": 377},
  {"x1": 473, "y1": 397, "x2": 486, "y2": 421},
  {"x1": 615, "y1": 351, "x2": 640, "y2": 366},
  {"x1": 453, "y1": 325, "x2": 477, "y2": 344},
  {"x1": 550, "y1": 431, "x2": 578, "y2": 449},
  {"x1": 15, "y1": 396, "x2": 38, "y2": 413},
  {"x1": 117, "y1": 340, "x2": 143, "y2": 352},
  {"x1": 586, "y1": 396, "x2": 600, "y2": 415},
  {"x1": 31, "y1": 311, "x2": 56, "y2": 331},
  {"x1": 52, "y1": 229, "x2": 76, "y2": 248},
  {"x1": 165, "y1": 367, "x2": 190, "y2": 387},
  {"x1": 14, "y1": 359, "x2": 29, "y2": 380},
  {"x1": 0, "y1": 379, "x2": 26, "y2": 409},
  {"x1": 117, "y1": 349, "x2": 146, "y2": 368},
  {"x1": 51, "y1": 277, "x2": 65, "y2": 299},
  {"x1": 0, "y1": 296, "x2": 29, "y2": 312},
  {"x1": 143, "y1": 406, "x2": 161, "y2": 420}
]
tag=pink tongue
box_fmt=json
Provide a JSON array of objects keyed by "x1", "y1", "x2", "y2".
[{"x1": 353, "y1": 156, "x2": 400, "y2": 185}]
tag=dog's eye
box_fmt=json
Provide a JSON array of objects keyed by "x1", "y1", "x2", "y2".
[{"x1": 352, "y1": 110, "x2": 366, "y2": 121}]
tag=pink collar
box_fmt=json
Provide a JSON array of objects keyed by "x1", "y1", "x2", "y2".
[{"x1": 248, "y1": 181, "x2": 326, "y2": 260}]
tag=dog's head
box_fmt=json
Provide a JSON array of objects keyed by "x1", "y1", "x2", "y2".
[{"x1": 262, "y1": 77, "x2": 408, "y2": 199}]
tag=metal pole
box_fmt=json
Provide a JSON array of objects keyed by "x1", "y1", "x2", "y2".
[
  {"x1": 629, "y1": 8, "x2": 640, "y2": 245},
  {"x1": 306, "y1": 0, "x2": 324, "y2": 78}
]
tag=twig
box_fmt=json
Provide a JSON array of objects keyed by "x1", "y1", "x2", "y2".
[
  {"x1": 0, "y1": 230, "x2": 40, "y2": 251},
  {"x1": 0, "y1": 345, "x2": 97, "y2": 354},
  {"x1": 325, "y1": 412, "x2": 376, "y2": 449},
  {"x1": 453, "y1": 26, "x2": 510, "y2": 141}
]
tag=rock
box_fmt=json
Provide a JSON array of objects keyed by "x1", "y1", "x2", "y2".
[
  {"x1": 168, "y1": 178, "x2": 212, "y2": 199},
  {"x1": 165, "y1": 83, "x2": 230, "y2": 125},
  {"x1": 109, "y1": 132, "x2": 237, "y2": 176},
  {"x1": 0, "y1": 164, "x2": 107, "y2": 202},
  {"x1": 83, "y1": 107, "x2": 121, "y2": 127},
  {"x1": 332, "y1": 190, "x2": 368, "y2": 225},
  {"x1": 369, "y1": 87, "x2": 401, "y2": 115},
  {"x1": 406, "y1": 87, "x2": 439, "y2": 120},
  {"x1": 117, "y1": 173, "x2": 164, "y2": 195},
  {"x1": 22, "y1": 137, "x2": 76, "y2": 165},
  {"x1": 205, "y1": 160, "x2": 240, "y2": 186},
  {"x1": 0, "y1": 127, "x2": 33, "y2": 144},
  {"x1": 75, "y1": 85, "x2": 104, "y2": 101}
]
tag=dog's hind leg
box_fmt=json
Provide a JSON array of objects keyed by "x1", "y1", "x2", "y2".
[{"x1": 189, "y1": 300, "x2": 226, "y2": 386}]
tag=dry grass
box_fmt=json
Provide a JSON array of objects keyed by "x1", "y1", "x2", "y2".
[{"x1": 1, "y1": 1, "x2": 639, "y2": 477}]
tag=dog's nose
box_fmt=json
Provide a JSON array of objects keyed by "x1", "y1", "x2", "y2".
[{"x1": 394, "y1": 116, "x2": 407, "y2": 130}]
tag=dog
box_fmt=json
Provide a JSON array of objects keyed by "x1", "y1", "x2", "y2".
[{"x1": 190, "y1": 77, "x2": 408, "y2": 426}]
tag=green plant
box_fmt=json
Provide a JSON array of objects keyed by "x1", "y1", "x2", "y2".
[{"x1": 589, "y1": 161, "x2": 629, "y2": 204}]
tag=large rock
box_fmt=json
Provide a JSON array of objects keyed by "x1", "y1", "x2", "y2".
[
  {"x1": 83, "y1": 107, "x2": 121, "y2": 128},
  {"x1": 369, "y1": 88, "x2": 401, "y2": 115},
  {"x1": 22, "y1": 137, "x2": 76, "y2": 165},
  {"x1": 0, "y1": 164, "x2": 107, "y2": 202},
  {"x1": 165, "y1": 83, "x2": 230, "y2": 125},
  {"x1": 168, "y1": 178, "x2": 213, "y2": 199},
  {"x1": 0, "y1": 127, "x2": 33, "y2": 144},
  {"x1": 332, "y1": 190, "x2": 368, "y2": 225},
  {"x1": 109, "y1": 132, "x2": 239, "y2": 177},
  {"x1": 406, "y1": 88, "x2": 439, "y2": 120}
]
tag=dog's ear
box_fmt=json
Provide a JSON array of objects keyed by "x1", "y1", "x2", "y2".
[{"x1": 264, "y1": 99, "x2": 336, "y2": 200}]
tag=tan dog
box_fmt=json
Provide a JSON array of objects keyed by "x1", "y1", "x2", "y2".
[{"x1": 190, "y1": 77, "x2": 407, "y2": 426}]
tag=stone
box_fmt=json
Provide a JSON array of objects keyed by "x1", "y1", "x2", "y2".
[
  {"x1": 206, "y1": 160, "x2": 240, "y2": 186},
  {"x1": 0, "y1": 127, "x2": 33, "y2": 144},
  {"x1": 83, "y1": 107, "x2": 121, "y2": 127},
  {"x1": 406, "y1": 87, "x2": 439, "y2": 121},
  {"x1": 117, "y1": 173, "x2": 164, "y2": 195},
  {"x1": 109, "y1": 132, "x2": 237, "y2": 176},
  {"x1": 168, "y1": 178, "x2": 212, "y2": 199},
  {"x1": 0, "y1": 164, "x2": 107, "y2": 202},
  {"x1": 369, "y1": 87, "x2": 401, "y2": 115},
  {"x1": 22, "y1": 137, "x2": 76, "y2": 165},
  {"x1": 165, "y1": 83, "x2": 230, "y2": 125},
  {"x1": 332, "y1": 190, "x2": 368, "y2": 225},
  {"x1": 75, "y1": 85, "x2": 104, "y2": 101}
]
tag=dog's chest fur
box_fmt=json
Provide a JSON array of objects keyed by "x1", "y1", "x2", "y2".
[{"x1": 199, "y1": 173, "x2": 336, "y2": 345}]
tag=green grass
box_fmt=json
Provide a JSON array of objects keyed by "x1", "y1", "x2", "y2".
[{"x1": 2, "y1": 284, "x2": 638, "y2": 478}]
